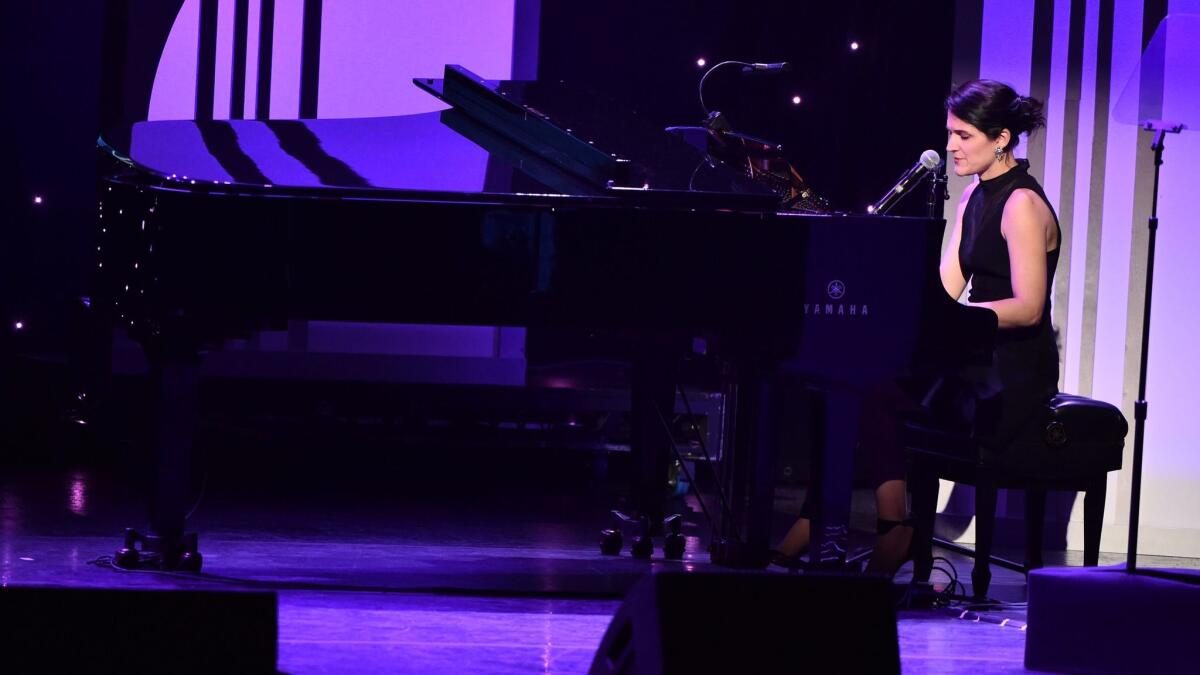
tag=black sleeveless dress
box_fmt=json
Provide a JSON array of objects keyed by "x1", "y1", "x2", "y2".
[{"x1": 957, "y1": 159, "x2": 1062, "y2": 451}]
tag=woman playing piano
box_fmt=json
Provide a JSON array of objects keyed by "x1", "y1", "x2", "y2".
[{"x1": 774, "y1": 79, "x2": 1060, "y2": 575}]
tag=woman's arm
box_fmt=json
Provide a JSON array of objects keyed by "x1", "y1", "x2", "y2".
[
  {"x1": 970, "y1": 189, "x2": 1052, "y2": 328},
  {"x1": 939, "y1": 182, "x2": 973, "y2": 300}
]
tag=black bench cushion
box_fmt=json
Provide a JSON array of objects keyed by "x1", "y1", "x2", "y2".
[{"x1": 904, "y1": 393, "x2": 1127, "y2": 480}]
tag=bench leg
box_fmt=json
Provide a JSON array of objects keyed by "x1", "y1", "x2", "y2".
[
  {"x1": 909, "y1": 461, "x2": 939, "y2": 583},
  {"x1": 1083, "y1": 478, "x2": 1107, "y2": 567},
  {"x1": 1024, "y1": 489, "x2": 1046, "y2": 571},
  {"x1": 972, "y1": 483, "x2": 997, "y2": 599}
]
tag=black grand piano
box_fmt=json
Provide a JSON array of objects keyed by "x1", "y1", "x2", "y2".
[{"x1": 96, "y1": 64, "x2": 995, "y2": 571}]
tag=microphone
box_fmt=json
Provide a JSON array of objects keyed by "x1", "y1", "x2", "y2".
[
  {"x1": 699, "y1": 60, "x2": 792, "y2": 115},
  {"x1": 868, "y1": 150, "x2": 941, "y2": 215},
  {"x1": 741, "y1": 62, "x2": 793, "y2": 73}
]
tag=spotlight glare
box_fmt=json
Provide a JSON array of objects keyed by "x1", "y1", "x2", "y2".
[
  {"x1": 33, "y1": 195, "x2": 43, "y2": 204},
  {"x1": 696, "y1": 57, "x2": 706, "y2": 67},
  {"x1": 792, "y1": 95, "x2": 802, "y2": 105},
  {"x1": 850, "y1": 41, "x2": 860, "y2": 51},
  {"x1": 14, "y1": 321, "x2": 24, "y2": 330}
]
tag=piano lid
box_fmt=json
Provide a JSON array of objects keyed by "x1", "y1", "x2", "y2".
[{"x1": 106, "y1": 69, "x2": 779, "y2": 209}]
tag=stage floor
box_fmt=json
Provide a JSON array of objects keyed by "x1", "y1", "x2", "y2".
[{"x1": 3, "y1": 461, "x2": 1195, "y2": 674}]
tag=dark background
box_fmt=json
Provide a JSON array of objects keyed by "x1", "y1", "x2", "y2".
[
  {"x1": 0, "y1": 1, "x2": 956, "y2": 453},
  {"x1": 539, "y1": 0, "x2": 957, "y2": 210}
]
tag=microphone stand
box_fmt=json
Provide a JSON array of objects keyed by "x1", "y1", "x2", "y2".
[
  {"x1": 699, "y1": 61, "x2": 751, "y2": 127},
  {"x1": 1125, "y1": 120, "x2": 1198, "y2": 584},
  {"x1": 927, "y1": 160, "x2": 949, "y2": 220}
]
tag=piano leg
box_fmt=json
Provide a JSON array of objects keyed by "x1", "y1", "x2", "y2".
[
  {"x1": 628, "y1": 344, "x2": 678, "y2": 531},
  {"x1": 115, "y1": 351, "x2": 203, "y2": 571},
  {"x1": 709, "y1": 366, "x2": 777, "y2": 569},
  {"x1": 808, "y1": 388, "x2": 861, "y2": 569}
]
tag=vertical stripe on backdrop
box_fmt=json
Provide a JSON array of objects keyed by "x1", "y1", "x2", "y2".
[
  {"x1": 196, "y1": 0, "x2": 218, "y2": 120},
  {"x1": 1027, "y1": 0, "x2": 1056, "y2": 182},
  {"x1": 1055, "y1": 0, "x2": 1090, "y2": 389},
  {"x1": 1075, "y1": 0, "x2": 1116, "y2": 397},
  {"x1": 945, "y1": 0, "x2": 985, "y2": 257}
]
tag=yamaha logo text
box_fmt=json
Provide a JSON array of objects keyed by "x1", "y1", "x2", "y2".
[{"x1": 804, "y1": 279, "x2": 869, "y2": 317}]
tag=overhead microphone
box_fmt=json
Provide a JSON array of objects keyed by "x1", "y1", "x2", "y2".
[
  {"x1": 868, "y1": 149, "x2": 941, "y2": 215},
  {"x1": 699, "y1": 60, "x2": 792, "y2": 116},
  {"x1": 741, "y1": 62, "x2": 793, "y2": 73}
]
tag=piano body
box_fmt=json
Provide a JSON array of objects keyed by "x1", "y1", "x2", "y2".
[{"x1": 96, "y1": 65, "x2": 995, "y2": 570}]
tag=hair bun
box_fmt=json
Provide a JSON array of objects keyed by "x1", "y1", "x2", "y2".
[{"x1": 1011, "y1": 95, "x2": 1046, "y2": 134}]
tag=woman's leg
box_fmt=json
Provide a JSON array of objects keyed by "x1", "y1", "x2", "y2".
[
  {"x1": 862, "y1": 383, "x2": 915, "y2": 575},
  {"x1": 777, "y1": 516, "x2": 810, "y2": 557},
  {"x1": 866, "y1": 479, "x2": 913, "y2": 574}
]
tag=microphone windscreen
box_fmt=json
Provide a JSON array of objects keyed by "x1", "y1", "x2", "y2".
[{"x1": 920, "y1": 150, "x2": 941, "y2": 170}]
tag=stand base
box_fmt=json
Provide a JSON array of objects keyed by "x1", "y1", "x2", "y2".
[
  {"x1": 115, "y1": 528, "x2": 203, "y2": 572},
  {"x1": 1026, "y1": 566, "x2": 1200, "y2": 673}
]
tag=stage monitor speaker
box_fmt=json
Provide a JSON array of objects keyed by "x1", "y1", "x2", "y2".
[
  {"x1": 589, "y1": 571, "x2": 899, "y2": 674},
  {"x1": 0, "y1": 586, "x2": 277, "y2": 674}
]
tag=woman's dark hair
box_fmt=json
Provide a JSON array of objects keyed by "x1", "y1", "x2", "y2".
[{"x1": 945, "y1": 79, "x2": 1046, "y2": 152}]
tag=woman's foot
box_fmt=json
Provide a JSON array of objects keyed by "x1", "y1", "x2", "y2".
[
  {"x1": 770, "y1": 516, "x2": 811, "y2": 567},
  {"x1": 865, "y1": 519, "x2": 913, "y2": 576}
]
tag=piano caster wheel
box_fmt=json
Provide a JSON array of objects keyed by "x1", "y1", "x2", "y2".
[
  {"x1": 631, "y1": 535, "x2": 653, "y2": 560},
  {"x1": 114, "y1": 546, "x2": 140, "y2": 568},
  {"x1": 664, "y1": 533, "x2": 686, "y2": 560},
  {"x1": 600, "y1": 529, "x2": 623, "y2": 555},
  {"x1": 114, "y1": 528, "x2": 142, "y2": 568},
  {"x1": 178, "y1": 549, "x2": 203, "y2": 572}
]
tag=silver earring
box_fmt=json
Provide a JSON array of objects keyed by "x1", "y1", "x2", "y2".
[{"x1": 995, "y1": 146, "x2": 1004, "y2": 160}]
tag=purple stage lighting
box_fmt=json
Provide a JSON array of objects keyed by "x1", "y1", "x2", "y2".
[
  {"x1": 850, "y1": 41, "x2": 860, "y2": 51},
  {"x1": 14, "y1": 321, "x2": 25, "y2": 330},
  {"x1": 792, "y1": 95, "x2": 802, "y2": 105},
  {"x1": 696, "y1": 57, "x2": 706, "y2": 67},
  {"x1": 33, "y1": 195, "x2": 43, "y2": 204}
]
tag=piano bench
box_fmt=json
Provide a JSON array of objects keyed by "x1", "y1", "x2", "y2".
[{"x1": 903, "y1": 393, "x2": 1128, "y2": 599}]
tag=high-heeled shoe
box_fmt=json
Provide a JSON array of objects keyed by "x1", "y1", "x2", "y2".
[
  {"x1": 768, "y1": 548, "x2": 808, "y2": 569},
  {"x1": 865, "y1": 518, "x2": 914, "y2": 576}
]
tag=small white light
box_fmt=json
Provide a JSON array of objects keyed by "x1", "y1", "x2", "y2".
[
  {"x1": 792, "y1": 95, "x2": 802, "y2": 105},
  {"x1": 866, "y1": 205, "x2": 876, "y2": 214},
  {"x1": 850, "y1": 41, "x2": 860, "y2": 51},
  {"x1": 33, "y1": 196, "x2": 43, "y2": 205},
  {"x1": 14, "y1": 321, "x2": 24, "y2": 330},
  {"x1": 696, "y1": 57, "x2": 707, "y2": 67}
]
